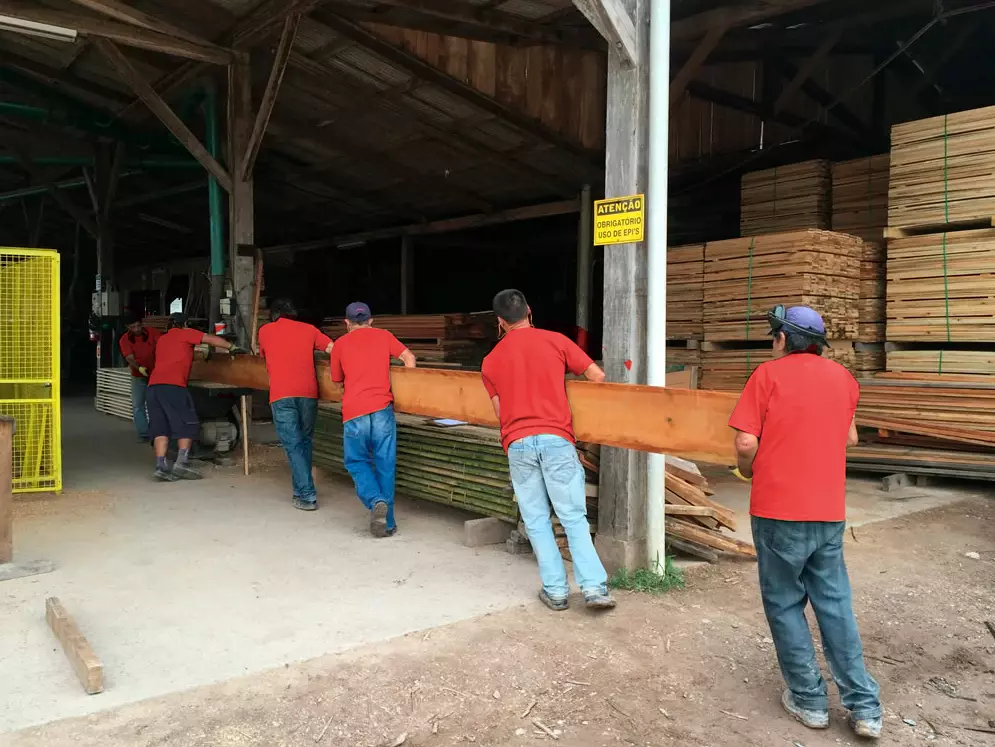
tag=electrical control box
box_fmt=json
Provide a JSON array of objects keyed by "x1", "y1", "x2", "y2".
[{"x1": 91, "y1": 290, "x2": 121, "y2": 317}]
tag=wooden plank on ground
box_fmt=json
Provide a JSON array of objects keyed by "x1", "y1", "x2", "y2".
[
  {"x1": 45, "y1": 597, "x2": 103, "y2": 694},
  {"x1": 665, "y1": 517, "x2": 757, "y2": 559},
  {"x1": 664, "y1": 471, "x2": 737, "y2": 530}
]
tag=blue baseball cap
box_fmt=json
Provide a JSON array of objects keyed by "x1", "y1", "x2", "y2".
[{"x1": 345, "y1": 302, "x2": 371, "y2": 322}]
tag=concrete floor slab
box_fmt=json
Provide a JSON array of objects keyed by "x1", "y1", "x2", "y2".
[{"x1": 0, "y1": 400, "x2": 540, "y2": 733}]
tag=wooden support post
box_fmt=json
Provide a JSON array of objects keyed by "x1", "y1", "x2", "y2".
[
  {"x1": 575, "y1": 184, "x2": 592, "y2": 352},
  {"x1": 400, "y1": 235, "x2": 413, "y2": 314},
  {"x1": 228, "y1": 55, "x2": 256, "y2": 347},
  {"x1": 0, "y1": 416, "x2": 13, "y2": 564},
  {"x1": 45, "y1": 597, "x2": 104, "y2": 694},
  {"x1": 595, "y1": 0, "x2": 649, "y2": 573}
]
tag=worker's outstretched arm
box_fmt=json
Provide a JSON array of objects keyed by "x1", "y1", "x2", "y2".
[
  {"x1": 202, "y1": 333, "x2": 233, "y2": 350},
  {"x1": 733, "y1": 429, "x2": 759, "y2": 479},
  {"x1": 847, "y1": 416, "x2": 858, "y2": 447},
  {"x1": 583, "y1": 363, "x2": 606, "y2": 383},
  {"x1": 398, "y1": 349, "x2": 417, "y2": 368}
]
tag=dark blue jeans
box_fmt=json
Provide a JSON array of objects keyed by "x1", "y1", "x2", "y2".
[
  {"x1": 343, "y1": 405, "x2": 397, "y2": 530},
  {"x1": 271, "y1": 397, "x2": 318, "y2": 503},
  {"x1": 752, "y1": 517, "x2": 882, "y2": 721}
]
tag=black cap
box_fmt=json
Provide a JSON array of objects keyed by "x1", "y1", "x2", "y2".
[{"x1": 168, "y1": 312, "x2": 188, "y2": 328}]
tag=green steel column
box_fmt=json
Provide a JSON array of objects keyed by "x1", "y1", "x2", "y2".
[{"x1": 204, "y1": 84, "x2": 225, "y2": 328}]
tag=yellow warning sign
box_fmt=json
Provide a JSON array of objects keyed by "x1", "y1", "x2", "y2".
[{"x1": 594, "y1": 194, "x2": 644, "y2": 246}]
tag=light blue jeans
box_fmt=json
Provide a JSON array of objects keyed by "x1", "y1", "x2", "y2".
[
  {"x1": 752, "y1": 517, "x2": 882, "y2": 721},
  {"x1": 507, "y1": 434, "x2": 608, "y2": 599},
  {"x1": 343, "y1": 405, "x2": 397, "y2": 531},
  {"x1": 130, "y1": 376, "x2": 149, "y2": 440},
  {"x1": 271, "y1": 397, "x2": 318, "y2": 503}
]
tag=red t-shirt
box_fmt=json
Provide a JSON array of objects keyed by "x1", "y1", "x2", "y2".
[
  {"x1": 481, "y1": 328, "x2": 593, "y2": 452},
  {"x1": 148, "y1": 328, "x2": 205, "y2": 388},
  {"x1": 329, "y1": 327, "x2": 408, "y2": 422},
  {"x1": 258, "y1": 318, "x2": 333, "y2": 404},
  {"x1": 728, "y1": 353, "x2": 859, "y2": 522},
  {"x1": 118, "y1": 327, "x2": 161, "y2": 378}
]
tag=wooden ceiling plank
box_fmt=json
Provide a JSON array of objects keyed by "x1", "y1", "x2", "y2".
[
  {"x1": 240, "y1": 13, "x2": 301, "y2": 181},
  {"x1": 0, "y1": 1, "x2": 232, "y2": 64},
  {"x1": 93, "y1": 39, "x2": 233, "y2": 193}
]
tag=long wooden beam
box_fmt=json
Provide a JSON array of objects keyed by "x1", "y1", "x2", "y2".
[
  {"x1": 61, "y1": 0, "x2": 218, "y2": 47},
  {"x1": 240, "y1": 13, "x2": 301, "y2": 181},
  {"x1": 772, "y1": 28, "x2": 842, "y2": 115},
  {"x1": 571, "y1": 0, "x2": 638, "y2": 67},
  {"x1": 0, "y1": 2, "x2": 232, "y2": 64},
  {"x1": 670, "y1": 21, "x2": 730, "y2": 108},
  {"x1": 94, "y1": 40, "x2": 233, "y2": 194},
  {"x1": 9, "y1": 147, "x2": 99, "y2": 239},
  {"x1": 190, "y1": 356, "x2": 739, "y2": 465}
]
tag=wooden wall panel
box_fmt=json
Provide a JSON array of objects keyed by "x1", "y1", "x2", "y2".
[{"x1": 364, "y1": 24, "x2": 607, "y2": 150}]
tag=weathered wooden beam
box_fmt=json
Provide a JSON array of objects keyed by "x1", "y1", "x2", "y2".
[
  {"x1": 61, "y1": 0, "x2": 218, "y2": 47},
  {"x1": 240, "y1": 14, "x2": 300, "y2": 181},
  {"x1": 772, "y1": 28, "x2": 842, "y2": 115},
  {"x1": 94, "y1": 40, "x2": 233, "y2": 193},
  {"x1": 0, "y1": 1, "x2": 232, "y2": 64},
  {"x1": 190, "y1": 356, "x2": 739, "y2": 465},
  {"x1": 326, "y1": 5, "x2": 522, "y2": 46},
  {"x1": 45, "y1": 597, "x2": 104, "y2": 695},
  {"x1": 263, "y1": 198, "x2": 579, "y2": 252},
  {"x1": 317, "y1": 13, "x2": 601, "y2": 165},
  {"x1": 228, "y1": 54, "x2": 256, "y2": 347},
  {"x1": 232, "y1": 0, "x2": 326, "y2": 48},
  {"x1": 571, "y1": 0, "x2": 638, "y2": 67},
  {"x1": 670, "y1": 21, "x2": 730, "y2": 108},
  {"x1": 671, "y1": 0, "x2": 828, "y2": 43}
]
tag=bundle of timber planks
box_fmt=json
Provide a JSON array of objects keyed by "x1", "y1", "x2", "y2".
[
  {"x1": 888, "y1": 105, "x2": 995, "y2": 235},
  {"x1": 321, "y1": 312, "x2": 496, "y2": 366},
  {"x1": 886, "y1": 228, "x2": 995, "y2": 344},
  {"x1": 740, "y1": 160, "x2": 831, "y2": 236},
  {"x1": 94, "y1": 367, "x2": 133, "y2": 420},
  {"x1": 703, "y1": 230, "x2": 862, "y2": 342},
  {"x1": 699, "y1": 344, "x2": 858, "y2": 392},
  {"x1": 667, "y1": 244, "x2": 704, "y2": 341},
  {"x1": 832, "y1": 155, "x2": 890, "y2": 244}
]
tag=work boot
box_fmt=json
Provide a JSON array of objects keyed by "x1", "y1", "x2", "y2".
[
  {"x1": 171, "y1": 461, "x2": 202, "y2": 480},
  {"x1": 293, "y1": 497, "x2": 317, "y2": 511},
  {"x1": 370, "y1": 501, "x2": 388, "y2": 537},
  {"x1": 849, "y1": 715, "x2": 882, "y2": 740},
  {"x1": 153, "y1": 467, "x2": 179, "y2": 482},
  {"x1": 781, "y1": 690, "x2": 829, "y2": 730},
  {"x1": 538, "y1": 589, "x2": 569, "y2": 611},
  {"x1": 583, "y1": 587, "x2": 617, "y2": 610}
]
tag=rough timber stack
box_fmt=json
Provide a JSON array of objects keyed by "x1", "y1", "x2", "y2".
[
  {"x1": 666, "y1": 244, "x2": 704, "y2": 371},
  {"x1": 740, "y1": 160, "x2": 831, "y2": 236},
  {"x1": 699, "y1": 230, "x2": 862, "y2": 391}
]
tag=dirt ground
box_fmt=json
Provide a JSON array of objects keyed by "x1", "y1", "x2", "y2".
[{"x1": 4, "y1": 497, "x2": 994, "y2": 747}]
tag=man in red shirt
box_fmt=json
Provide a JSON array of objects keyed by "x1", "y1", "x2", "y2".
[
  {"x1": 258, "y1": 299, "x2": 334, "y2": 511},
  {"x1": 481, "y1": 289, "x2": 615, "y2": 612},
  {"x1": 118, "y1": 310, "x2": 161, "y2": 442},
  {"x1": 147, "y1": 313, "x2": 235, "y2": 482},
  {"x1": 729, "y1": 305, "x2": 881, "y2": 740},
  {"x1": 330, "y1": 302, "x2": 416, "y2": 536}
]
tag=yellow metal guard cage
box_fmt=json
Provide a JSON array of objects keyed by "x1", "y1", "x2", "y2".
[{"x1": 0, "y1": 248, "x2": 62, "y2": 493}]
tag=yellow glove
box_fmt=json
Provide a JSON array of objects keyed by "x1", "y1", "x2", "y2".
[
  {"x1": 138, "y1": 366, "x2": 149, "y2": 377},
  {"x1": 730, "y1": 466, "x2": 752, "y2": 483}
]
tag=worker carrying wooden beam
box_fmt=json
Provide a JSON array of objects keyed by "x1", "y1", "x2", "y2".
[
  {"x1": 481, "y1": 289, "x2": 616, "y2": 612},
  {"x1": 257, "y1": 299, "x2": 335, "y2": 511},
  {"x1": 728, "y1": 305, "x2": 882, "y2": 740},
  {"x1": 148, "y1": 313, "x2": 239, "y2": 481},
  {"x1": 329, "y1": 302, "x2": 417, "y2": 537}
]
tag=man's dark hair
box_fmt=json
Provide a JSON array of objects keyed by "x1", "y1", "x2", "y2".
[
  {"x1": 270, "y1": 298, "x2": 297, "y2": 322},
  {"x1": 781, "y1": 329, "x2": 825, "y2": 356},
  {"x1": 168, "y1": 312, "x2": 188, "y2": 329},
  {"x1": 492, "y1": 289, "x2": 529, "y2": 324}
]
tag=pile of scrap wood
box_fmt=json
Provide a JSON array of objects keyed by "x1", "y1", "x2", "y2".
[
  {"x1": 321, "y1": 312, "x2": 496, "y2": 366},
  {"x1": 740, "y1": 159, "x2": 831, "y2": 236},
  {"x1": 664, "y1": 458, "x2": 756, "y2": 562}
]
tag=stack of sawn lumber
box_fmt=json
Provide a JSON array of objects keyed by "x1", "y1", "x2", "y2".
[
  {"x1": 832, "y1": 155, "x2": 890, "y2": 244},
  {"x1": 740, "y1": 159, "x2": 831, "y2": 236},
  {"x1": 321, "y1": 313, "x2": 496, "y2": 366},
  {"x1": 667, "y1": 244, "x2": 704, "y2": 341}
]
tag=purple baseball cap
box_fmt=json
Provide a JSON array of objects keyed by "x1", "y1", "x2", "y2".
[
  {"x1": 345, "y1": 301, "x2": 371, "y2": 322},
  {"x1": 785, "y1": 305, "x2": 826, "y2": 335}
]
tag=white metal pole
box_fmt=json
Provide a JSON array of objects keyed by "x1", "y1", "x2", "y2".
[
  {"x1": 645, "y1": 0, "x2": 670, "y2": 570},
  {"x1": 576, "y1": 184, "x2": 593, "y2": 352}
]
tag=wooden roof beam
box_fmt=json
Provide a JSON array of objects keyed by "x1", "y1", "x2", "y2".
[
  {"x1": 240, "y1": 13, "x2": 301, "y2": 181},
  {"x1": 321, "y1": 5, "x2": 523, "y2": 46},
  {"x1": 61, "y1": 0, "x2": 218, "y2": 48},
  {"x1": 94, "y1": 40, "x2": 233, "y2": 193},
  {"x1": 571, "y1": 0, "x2": 638, "y2": 67},
  {"x1": 0, "y1": 2, "x2": 232, "y2": 64},
  {"x1": 7, "y1": 145, "x2": 98, "y2": 238},
  {"x1": 672, "y1": 0, "x2": 830, "y2": 43},
  {"x1": 772, "y1": 28, "x2": 842, "y2": 115},
  {"x1": 670, "y1": 21, "x2": 731, "y2": 108}
]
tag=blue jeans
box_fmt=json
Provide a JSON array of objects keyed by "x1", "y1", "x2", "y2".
[
  {"x1": 131, "y1": 376, "x2": 149, "y2": 439},
  {"x1": 507, "y1": 435, "x2": 607, "y2": 599},
  {"x1": 271, "y1": 397, "x2": 318, "y2": 503},
  {"x1": 751, "y1": 517, "x2": 882, "y2": 721},
  {"x1": 343, "y1": 405, "x2": 397, "y2": 530}
]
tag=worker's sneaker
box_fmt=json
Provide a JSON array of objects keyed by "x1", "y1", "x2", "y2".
[
  {"x1": 849, "y1": 715, "x2": 882, "y2": 740},
  {"x1": 583, "y1": 588, "x2": 617, "y2": 610},
  {"x1": 293, "y1": 497, "x2": 317, "y2": 511},
  {"x1": 781, "y1": 690, "x2": 829, "y2": 730},
  {"x1": 153, "y1": 467, "x2": 179, "y2": 482},
  {"x1": 370, "y1": 501, "x2": 389, "y2": 537},
  {"x1": 538, "y1": 589, "x2": 569, "y2": 611},
  {"x1": 171, "y1": 462, "x2": 202, "y2": 480}
]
